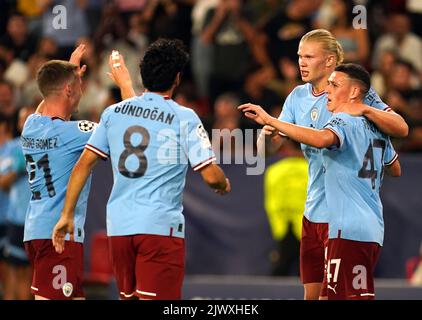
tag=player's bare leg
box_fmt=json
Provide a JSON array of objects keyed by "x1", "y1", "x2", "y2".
[
  {"x1": 16, "y1": 266, "x2": 32, "y2": 300},
  {"x1": 304, "y1": 282, "x2": 322, "y2": 300}
]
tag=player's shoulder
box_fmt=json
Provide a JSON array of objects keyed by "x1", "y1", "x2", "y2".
[
  {"x1": 103, "y1": 96, "x2": 139, "y2": 117},
  {"x1": 168, "y1": 99, "x2": 200, "y2": 122},
  {"x1": 325, "y1": 112, "x2": 354, "y2": 129},
  {"x1": 60, "y1": 119, "x2": 97, "y2": 136},
  {"x1": 288, "y1": 83, "x2": 312, "y2": 98}
]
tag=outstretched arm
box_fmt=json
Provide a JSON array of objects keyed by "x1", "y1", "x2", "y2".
[
  {"x1": 239, "y1": 103, "x2": 338, "y2": 149},
  {"x1": 52, "y1": 149, "x2": 100, "y2": 253}
]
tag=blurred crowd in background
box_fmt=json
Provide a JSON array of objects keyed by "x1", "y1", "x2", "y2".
[{"x1": 0, "y1": 0, "x2": 422, "y2": 153}]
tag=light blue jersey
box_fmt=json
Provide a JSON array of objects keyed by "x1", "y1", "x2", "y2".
[
  {"x1": 0, "y1": 141, "x2": 14, "y2": 225},
  {"x1": 21, "y1": 115, "x2": 95, "y2": 242},
  {"x1": 4, "y1": 138, "x2": 31, "y2": 225},
  {"x1": 323, "y1": 113, "x2": 397, "y2": 245},
  {"x1": 86, "y1": 92, "x2": 215, "y2": 238},
  {"x1": 279, "y1": 83, "x2": 389, "y2": 223}
]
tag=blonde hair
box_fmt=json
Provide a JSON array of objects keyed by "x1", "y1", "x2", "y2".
[{"x1": 300, "y1": 29, "x2": 344, "y2": 65}]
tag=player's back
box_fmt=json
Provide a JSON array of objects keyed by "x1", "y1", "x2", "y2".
[
  {"x1": 322, "y1": 113, "x2": 398, "y2": 245},
  {"x1": 21, "y1": 114, "x2": 93, "y2": 242},
  {"x1": 88, "y1": 92, "x2": 214, "y2": 238}
]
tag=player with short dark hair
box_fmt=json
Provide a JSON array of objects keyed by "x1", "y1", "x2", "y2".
[
  {"x1": 52, "y1": 39, "x2": 231, "y2": 300},
  {"x1": 22, "y1": 45, "x2": 133, "y2": 300},
  {"x1": 255, "y1": 29, "x2": 408, "y2": 300},
  {"x1": 239, "y1": 63, "x2": 401, "y2": 299}
]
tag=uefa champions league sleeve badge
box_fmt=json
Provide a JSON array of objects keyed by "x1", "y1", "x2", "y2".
[{"x1": 78, "y1": 120, "x2": 96, "y2": 133}]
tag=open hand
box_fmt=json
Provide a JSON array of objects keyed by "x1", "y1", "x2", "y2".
[
  {"x1": 69, "y1": 44, "x2": 87, "y2": 77},
  {"x1": 238, "y1": 103, "x2": 273, "y2": 126},
  {"x1": 107, "y1": 51, "x2": 133, "y2": 90},
  {"x1": 52, "y1": 215, "x2": 75, "y2": 254}
]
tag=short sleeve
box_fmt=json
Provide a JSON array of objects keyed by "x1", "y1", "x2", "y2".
[
  {"x1": 323, "y1": 115, "x2": 348, "y2": 151},
  {"x1": 85, "y1": 108, "x2": 110, "y2": 160},
  {"x1": 278, "y1": 92, "x2": 296, "y2": 137},
  {"x1": 364, "y1": 87, "x2": 391, "y2": 111},
  {"x1": 384, "y1": 138, "x2": 398, "y2": 166},
  {"x1": 180, "y1": 111, "x2": 216, "y2": 171}
]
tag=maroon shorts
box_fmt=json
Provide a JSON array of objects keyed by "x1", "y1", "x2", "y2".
[
  {"x1": 300, "y1": 216, "x2": 329, "y2": 284},
  {"x1": 24, "y1": 239, "x2": 84, "y2": 300},
  {"x1": 321, "y1": 238, "x2": 381, "y2": 300},
  {"x1": 108, "y1": 234, "x2": 185, "y2": 300}
]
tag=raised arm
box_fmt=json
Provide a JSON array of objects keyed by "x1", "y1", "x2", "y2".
[
  {"x1": 106, "y1": 51, "x2": 136, "y2": 99},
  {"x1": 52, "y1": 149, "x2": 100, "y2": 253}
]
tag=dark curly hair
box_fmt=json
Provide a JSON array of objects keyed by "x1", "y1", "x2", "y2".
[{"x1": 140, "y1": 39, "x2": 189, "y2": 92}]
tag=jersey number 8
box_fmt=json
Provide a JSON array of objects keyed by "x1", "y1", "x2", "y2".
[{"x1": 118, "y1": 126, "x2": 150, "y2": 178}]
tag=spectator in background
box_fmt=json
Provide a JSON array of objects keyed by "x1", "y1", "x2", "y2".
[
  {"x1": 201, "y1": 0, "x2": 258, "y2": 108},
  {"x1": 372, "y1": 12, "x2": 422, "y2": 73},
  {"x1": 41, "y1": 0, "x2": 89, "y2": 60},
  {"x1": 407, "y1": 0, "x2": 422, "y2": 38},
  {"x1": 244, "y1": 0, "x2": 322, "y2": 105},
  {"x1": 190, "y1": 0, "x2": 218, "y2": 100},
  {"x1": 0, "y1": 81, "x2": 18, "y2": 137},
  {"x1": 174, "y1": 81, "x2": 212, "y2": 131},
  {"x1": 371, "y1": 50, "x2": 396, "y2": 98},
  {"x1": 0, "y1": 112, "x2": 14, "y2": 299},
  {"x1": 264, "y1": 140, "x2": 307, "y2": 276},
  {"x1": 0, "y1": 13, "x2": 38, "y2": 64},
  {"x1": 385, "y1": 59, "x2": 422, "y2": 152},
  {"x1": 326, "y1": 0, "x2": 369, "y2": 64}
]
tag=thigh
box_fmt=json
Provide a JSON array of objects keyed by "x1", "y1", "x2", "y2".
[
  {"x1": 108, "y1": 235, "x2": 137, "y2": 299},
  {"x1": 300, "y1": 217, "x2": 328, "y2": 284},
  {"x1": 324, "y1": 238, "x2": 381, "y2": 300},
  {"x1": 134, "y1": 235, "x2": 185, "y2": 300},
  {"x1": 24, "y1": 239, "x2": 84, "y2": 300}
]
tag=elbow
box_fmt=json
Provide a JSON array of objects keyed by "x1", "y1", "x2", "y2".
[
  {"x1": 392, "y1": 166, "x2": 402, "y2": 177},
  {"x1": 400, "y1": 123, "x2": 409, "y2": 138},
  {"x1": 315, "y1": 135, "x2": 333, "y2": 149}
]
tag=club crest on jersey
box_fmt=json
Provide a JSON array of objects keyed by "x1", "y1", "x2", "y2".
[
  {"x1": 62, "y1": 282, "x2": 73, "y2": 297},
  {"x1": 310, "y1": 108, "x2": 318, "y2": 122},
  {"x1": 78, "y1": 120, "x2": 96, "y2": 133}
]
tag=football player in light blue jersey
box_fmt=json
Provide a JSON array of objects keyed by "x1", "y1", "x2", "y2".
[
  {"x1": 254, "y1": 29, "x2": 408, "y2": 300},
  {"x1": 0, "y1": 112, "x2": 14, "y2": 297},
  {"x1": 53, "y1": 39, "x2": 231, "y2": 300},
  {"x1": 21, "y1": 45, "x2": 134, "y2": 300},
  {"x1": 0, "y1": 107, "x2": 33, "y2": 300},
  {"x1": 239, "y1": 63, "x2": 401, "y2": 299}
]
